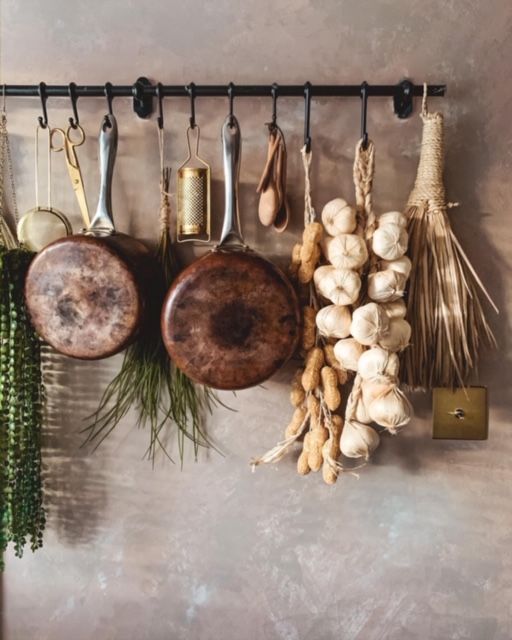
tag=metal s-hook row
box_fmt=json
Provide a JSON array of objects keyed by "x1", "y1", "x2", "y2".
[
  {"x1": 360, "y1": 80, "x2": 369, "y2": 149},
  {"x1": 187, "y1": 82, "x2": 197, "y2": 129},
  {"x1": 103, "y1": 82, "x2": 114, "y2": 128},
  {"x1": 68, "y1": 82, "x2": 79, "y2": 128},
  {"x1": 38, "y1": 82, "x2": 48, "y2": 129},
  {"x1": 227, "y1": 82, "x2": 235, "y2": 127},
  {"x1": 304, "y1": 81, "x2": 312, "y2": 152}
]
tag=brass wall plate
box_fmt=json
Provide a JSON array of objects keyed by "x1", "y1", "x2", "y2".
[{"x1": 432, "y1": 387, "x2": 488, "y2": 440}]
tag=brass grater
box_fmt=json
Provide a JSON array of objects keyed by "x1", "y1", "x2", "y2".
[{"x1": 177, "y1": 126, "x2": 211, "y2": 243}]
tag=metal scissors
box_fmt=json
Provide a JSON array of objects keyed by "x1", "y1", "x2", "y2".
[{"x1": 50, "y1": 124, "x2": 90, "y2": 228}]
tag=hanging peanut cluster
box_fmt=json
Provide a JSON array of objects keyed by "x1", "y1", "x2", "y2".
[{"x1": 253, "y1": 140, "x2": 413, "y2": 483}]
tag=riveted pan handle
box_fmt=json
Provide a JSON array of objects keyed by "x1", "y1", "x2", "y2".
[
  {"x1": 88, "y1": 115, "x2": 117, "y2": 235},
  {"x1": 219, "y1": 115, "x2": 244, "y2": 247}
]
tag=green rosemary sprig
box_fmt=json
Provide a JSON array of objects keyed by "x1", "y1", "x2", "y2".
[{"x1": 0, "y1": 246, "x2": 45, "y2": 569}]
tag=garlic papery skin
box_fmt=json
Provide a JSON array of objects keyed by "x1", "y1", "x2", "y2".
[
  {"x1": 357, "y1": 346, "x2": 399, "y2": 381},
  {"x1": 313, "y1": 265, "x2": 335, "y2": 290},
  {"x1": 350, "y1": 302, "x2": 389, "y2": 346},
  {"x1": 378, "y1": 210, "x2": 407, "y2": 228},
  {"x1": 325, "y1": 233, "x2": 368, "y2": 271},
  {"x1": 318, "y1": 268, "x2": 361, "y2": 306},
  {"x1": 378, "y1": 318, "x2": 412, "y2": 352},
  {"x1": 368, "y1": 385, "x2": 413, "y2": 433},
  {"x1": 321, "y1": 198, "x2": 357, "y2": 236},
  {"x1": 381, "y1": 299, "x2": 407, "y2": 319},
  {"x1": 361, "y1": 376, "x2": 395, "y2": 407},
  {"x1": 372, "y1": 223, "x2": 408, "y2": 261},
  {"x1": 355, "y1": 397, "x2": 372, "y2": 424},
  {"x1": 367, "y1": 269, "x2": 407, "y2": 303},
  {"x1": 339, "y1": 420, "x2": 380, "y2": 460},
  {"x1": 315, "y1": 304, "x2": 352, "y2": 339},
  {"x1": 381, "y1": 255, "x2": 412, "y2": 278},
  {"x1": 333, "y1": 338, "x2": 365, "y2": 372}
]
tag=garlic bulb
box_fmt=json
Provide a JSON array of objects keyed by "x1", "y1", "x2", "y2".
[
  {"x1": 361, "y1": 376, "x2": 394, "y2": 406},
  {"x1": 381, "y1": 299, "x2": 407, "y2": 319},
  {"x1": 339, "y1": 420, "x2": 380, "y2": 460},
  {"x1": 325, "y1": 233, "x2": 368, "y2": 270},
  {"x1": 333, "y1": 338, "x2": 364, "y2": 371},
  {"x1": 378, "y1": 318, "x2": 411, "y2": 352},
  {"x1": 315, "y1": 304, "x2": 351, "y2": 339},
  {"x1": 355, "y1": 397, "x2": 371, "y2": 424},
  {"x1": 381, "y1": 255, "x2": 412, "y2": 278},
  {"x1": 367, "y1": 269, "x2": 407, "y2": 303},
  {"x1": 321, "y1": 198, "x2": 357, "y2": 236},
  {"x1": 357, "y1": 346, "x2": 399, "y2": 381},
  {"x1": 378, "y1": 210, "x2": 407, "y2": 228},
  {"x1": 372, "y1": 223, "x2": 408, "y2": 261},
  {"x1": 313, "y1": 265, "x2": 335, "y2": 290},
  {"x1": 368, "y1": 385, "x2": 413, "y2": 433},
  {"x1": 316, "y1": 268, "x2": 361, "y2": 306},
  {"x1": 350, "y1": 302, "x2": 389, "y2": 346}
]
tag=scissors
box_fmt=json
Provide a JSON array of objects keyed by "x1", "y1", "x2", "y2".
[{"x1": 50, "y1": 124, "x2": 90, "y2": 228}]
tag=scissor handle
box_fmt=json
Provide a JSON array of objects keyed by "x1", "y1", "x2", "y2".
[
  {"x1": 49, "y1": 127, "x2": 66, "y2": 152},
  {"x1": 66, "y1": 123, "x2": 86, "y2": 147}
]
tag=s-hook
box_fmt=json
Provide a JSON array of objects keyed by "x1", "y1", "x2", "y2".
[
  {"x1": 360, "y1": 81, "x2": 369, "y2": 149},
  {"x1": 156, "y1": 82, "x2": 164, "y2": 130},
  {"x1": 38, "y1": 82, "x2": 48, "y2": 129},
  {"x1": 187, "y1": 82, "x2": 197, "y2": 129},
  {"x1": 268, "y1": 83, "x2": 278, "y2": 130},
  {"x1": 304, "y1": 81, "x2": 312, "y2": 152},
  {"x1": 104, "y1": 82, "x2": 114, "y2": 128},
  {"x1": 227, "y1": 82, "x2": 235, "y2": 127},
  {"x1": 68, "y1": 82, "x2": 79, "y2": 128}
]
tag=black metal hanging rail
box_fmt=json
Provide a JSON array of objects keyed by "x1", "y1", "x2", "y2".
[{"x1": 3, "y1": 78, "x2": 446, "y2": 120}]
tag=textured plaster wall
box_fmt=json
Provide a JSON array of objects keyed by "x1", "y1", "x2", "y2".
[{"x1": 1, "y1": 1, "x2": 512, "y2": 639}]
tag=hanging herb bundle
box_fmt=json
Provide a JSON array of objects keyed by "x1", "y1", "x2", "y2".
[
  {"x1": 0, "y1": 100, "x2": 45, "y2": 568},
  {"x1": 84, "y1": 126, "x2": 217, "y2": 464}
]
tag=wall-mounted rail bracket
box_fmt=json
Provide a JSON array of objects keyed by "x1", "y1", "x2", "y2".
[{"x1": 133, "y1": 77, "x2": 153, "y2": 119}]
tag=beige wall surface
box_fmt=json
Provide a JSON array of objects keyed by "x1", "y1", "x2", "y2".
[{"x1": 1, "y1": 1, "x2": 511, "y2": 639}]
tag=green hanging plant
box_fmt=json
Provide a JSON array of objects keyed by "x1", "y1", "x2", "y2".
[
  {"x1": 83, "y1": 167, "x2": 221, "y2": 464},
  {"x1": 0, "y1": 246, "x2": 45, "y2": 569}
]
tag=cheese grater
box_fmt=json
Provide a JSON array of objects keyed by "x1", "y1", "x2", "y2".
[{"x1": 177, "y1": 126, "x2": 211, "y2": 243}]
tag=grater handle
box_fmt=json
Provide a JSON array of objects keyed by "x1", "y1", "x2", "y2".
[
  {"x1": 88, "y1": 114, "x2": 117, "y2": 236},
  {"x1": 219, "y1": 115, "x2": 244, "y2": 247}
]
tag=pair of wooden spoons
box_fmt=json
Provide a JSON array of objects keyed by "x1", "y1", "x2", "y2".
[{"x1": 256, "y1": 126, "x2": 289, "y2": 232}]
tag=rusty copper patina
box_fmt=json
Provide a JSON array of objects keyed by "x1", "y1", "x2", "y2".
[
  {"x1": 161, "y1": 249, "x2": 300, "y2": 390},
  {"x1": 25, "y1": 233, "x2": 156, "y2": 359}
]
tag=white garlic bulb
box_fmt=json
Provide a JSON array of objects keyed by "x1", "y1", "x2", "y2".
[
  {"x1": 321, "y1": 198, "x2": 357, "y2": 236},
  {"x1": 378, "y1": 318, "x2": 411, "y2": 352},
  {"x1": 372, "y1": 223, "x2": 408, "y2": 261},
  {"x1": 361, "y1": 376, "x2": 394, "y2": 406},
  {"x1": 333, "y1": 338, "x2": 364, "y2": 371},
  {"x1": 368, "y1": 385, "x2": 413, "y2": 433},
  {"x1": 367, "y1": 269, "x2": 407, "y2": 303},
  {"x1": 315, "y1": 304, "x2": 351, "y2": 339},
  {"x1": 355, "y1": 397, "x2": 372, "y2": 424},
  {"x1": 381, "y1": 299, "x2": 407, "y2": 319},
  {"x1": 316, "y1": 268, "x2": 361, "y2": 306},
  {"x1": 381, "y1": 255, "x2": 412, "y2": 278},
  {"x1": 378, "y1": 210, "x2": 407, "y2": 228},
  {"x1": 350, "y1": 302, "x2": 389, "y2": 346},
  {"x1": 357, "y1": 346, "x2": 399, "y2": 381},
  {"x1": 339, "y1": 420, "x2": 380, "y2": 460},
  {"x1": 313, "y1": 265, "x2": 335, "y2": 290},
  {"x1": 325, "y1": 233, "x2": 368, "y2": 271}
]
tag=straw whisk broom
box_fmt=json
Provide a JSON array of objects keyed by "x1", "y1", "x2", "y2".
[{"x1": 403, "y1": 89, "x2": 498, "y2": 390}]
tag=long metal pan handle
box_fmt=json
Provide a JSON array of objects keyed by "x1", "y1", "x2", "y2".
[
  {"x1": 219, "y1": 115, "x2": 244, "y2": 247},
  {"x1": 88, "y1": 114, "x2": 117, "y2": 235}
]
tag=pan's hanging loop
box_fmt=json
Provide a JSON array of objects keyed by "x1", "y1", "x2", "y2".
[
  {"x1": 103, "y1": 82, "x2": 114, "y2": 129},
  {"x1": 360, "y1": 81, "x2": 369, "y2": 150},
  {"x1": 156, "y1": 82, "x2": 164, "y2": 130},
  {"x1": 68, "y1": 82, "x2": 79, "y2": 129},
  {"x1": 37, "y1": 82, "x2": 48, "y2": 129},
  {"x1": 303, "y1": 81, "x2": 312, "y2": 152},
  {"x1": 187, "y1": 82, "x2": 197, "y2": 129},
  {"x1": 227, "y1": 82, "x2": 235, "y2": 127}
]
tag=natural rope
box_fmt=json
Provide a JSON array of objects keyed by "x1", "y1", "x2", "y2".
[
  {"x1": 353, "y1": 138, "x2": 376, "y2": 239},
  {"x1": 301, "y1": 144, "x2": 315, "y2": 226}
]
